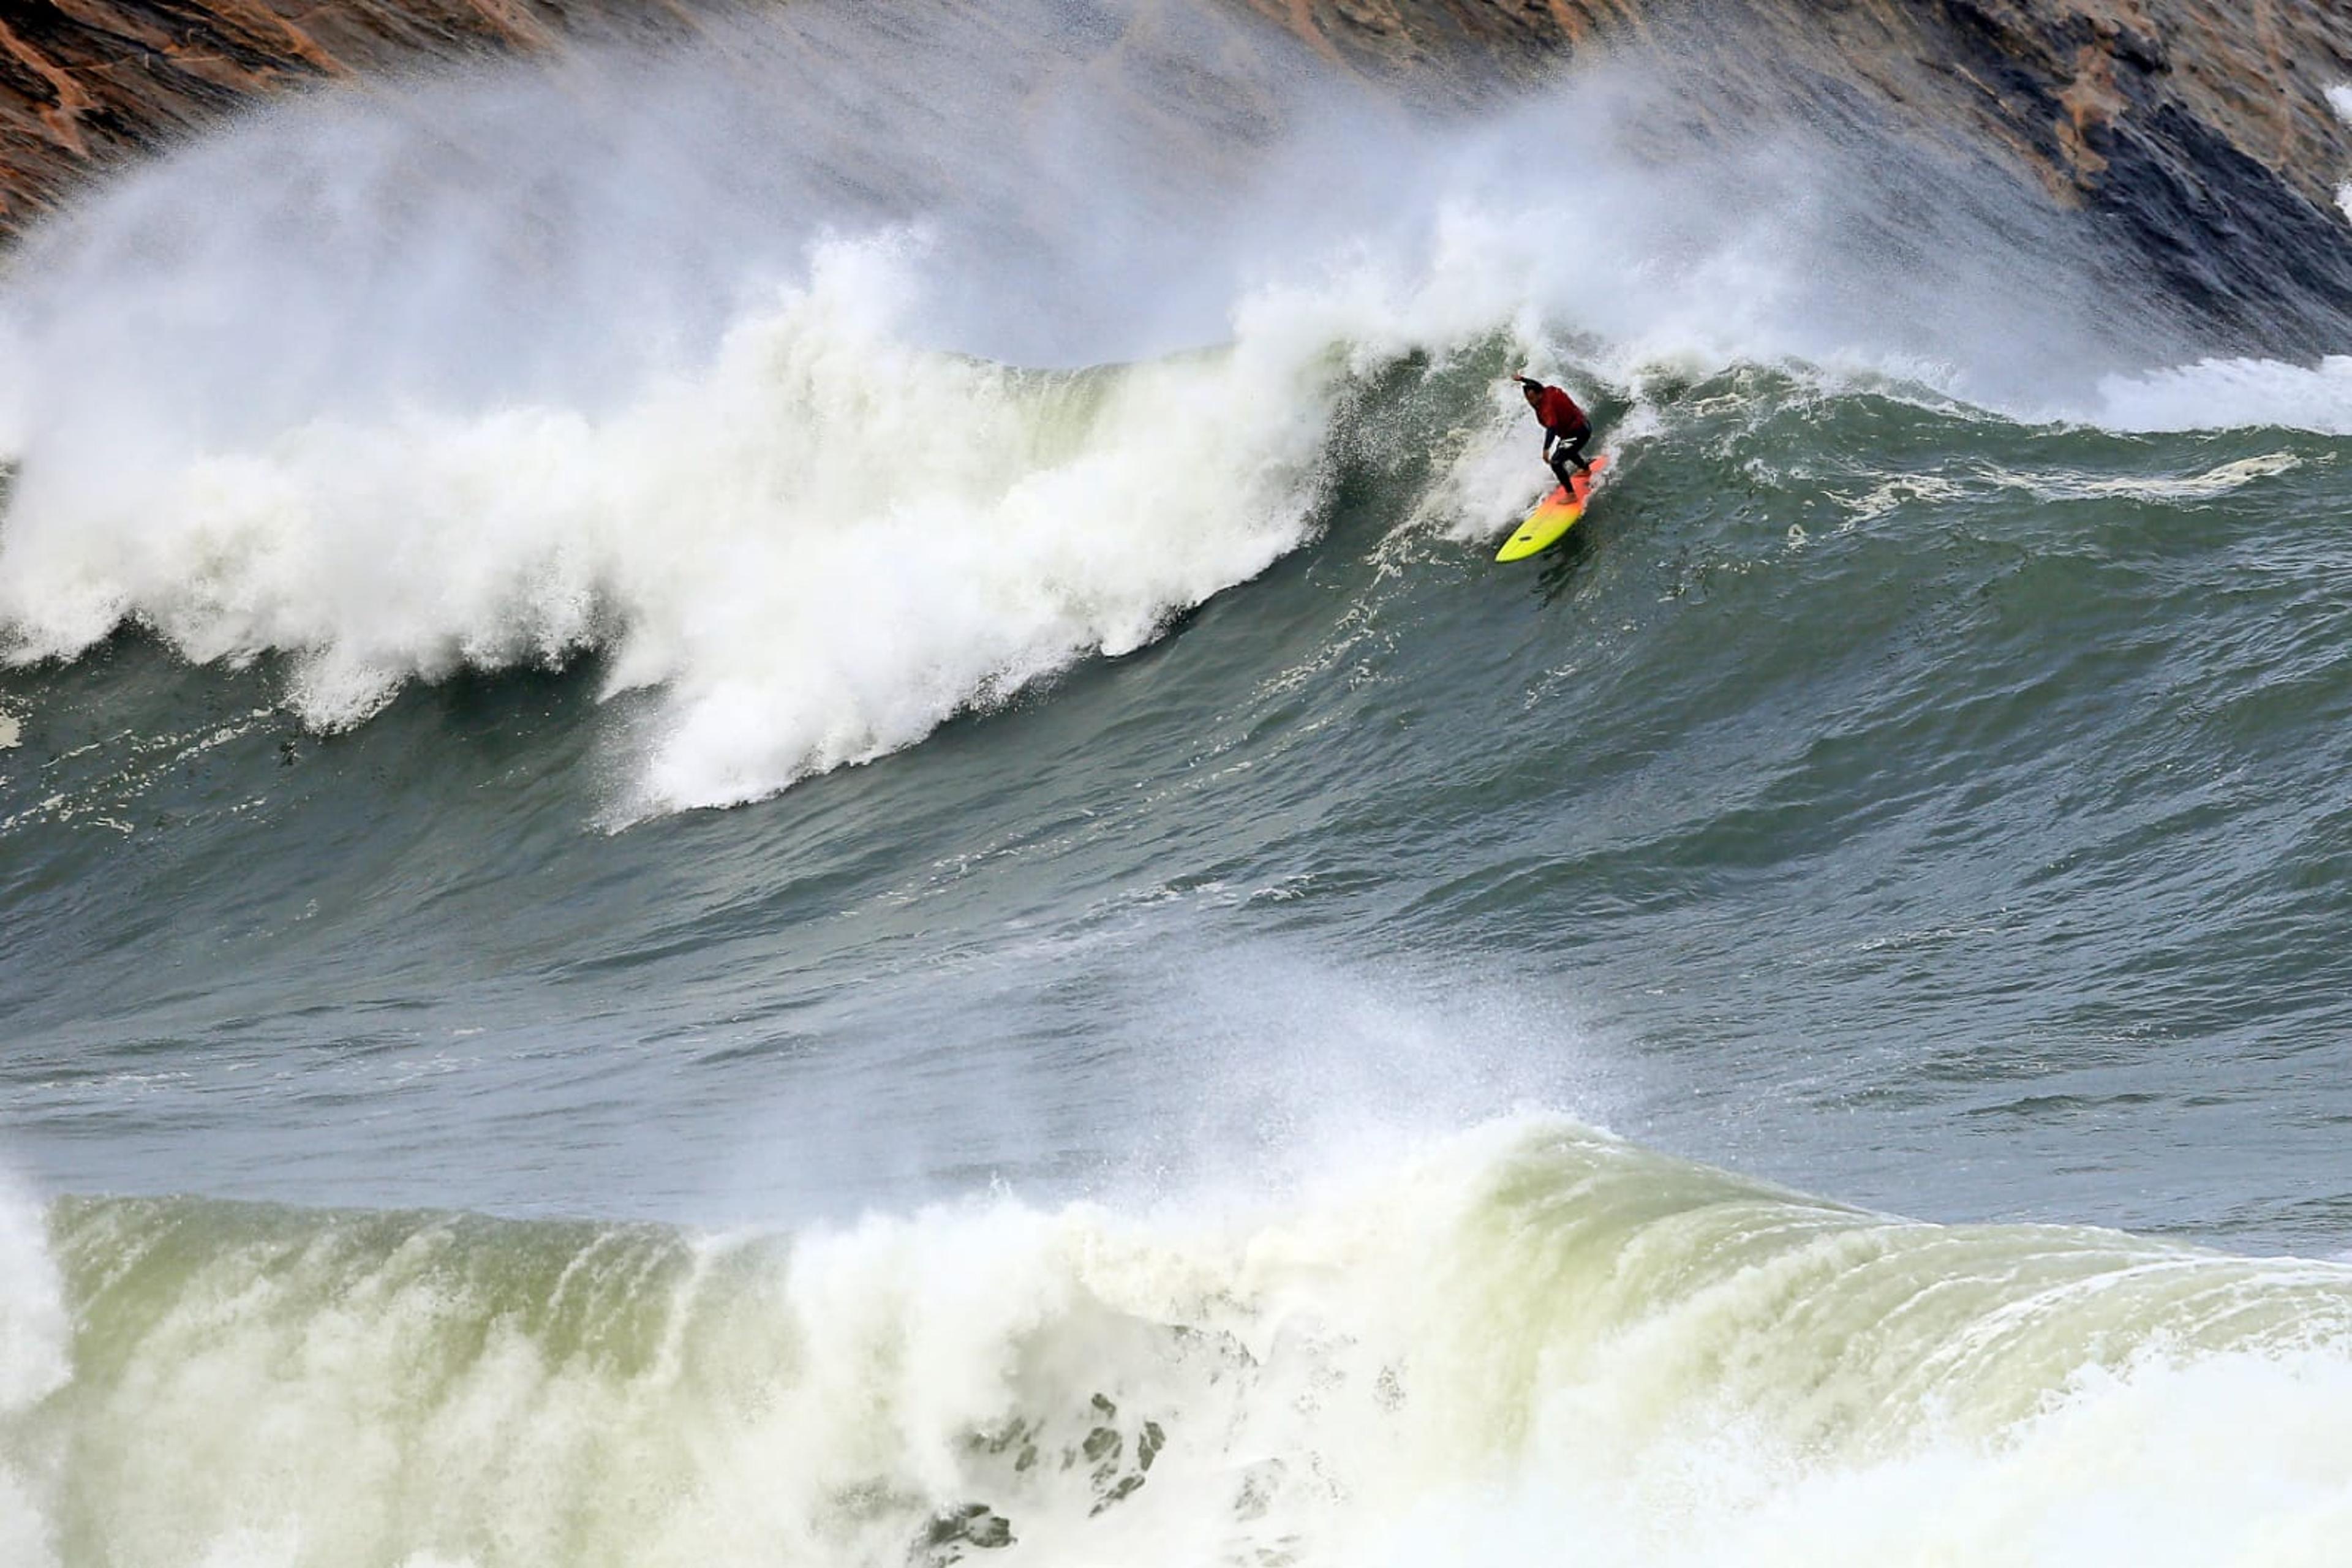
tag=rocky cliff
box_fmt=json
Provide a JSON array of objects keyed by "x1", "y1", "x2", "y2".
[{"x1": 7, "y1": 0, "x2": 2351, "y2": 349}]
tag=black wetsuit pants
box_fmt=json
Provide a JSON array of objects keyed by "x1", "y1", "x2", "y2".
[{"x1": 1547, "y1": 423, "x2": 1593, "y2": 488}]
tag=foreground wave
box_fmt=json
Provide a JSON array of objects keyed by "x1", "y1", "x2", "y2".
[{"x1": 4, "y1": 1119, "x2": 2349, "y2": 1567}]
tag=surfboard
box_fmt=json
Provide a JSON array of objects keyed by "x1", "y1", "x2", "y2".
[{"x1": 1496, "y1": 454, "x2": 1609, "y2": 562}]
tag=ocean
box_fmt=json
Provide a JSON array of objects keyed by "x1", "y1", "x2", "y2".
[{"x1": 4, "y1": 3, "x2": 2352, "y2": 1562}]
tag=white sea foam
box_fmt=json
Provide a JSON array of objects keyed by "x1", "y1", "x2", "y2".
[
  {"x1": 0, "y1": 1175, "x2": 66, "y2": 1568},
  {"x1": 0, "y1": 238, "x2": 1362, "y2": 814},
  {"x1": 1384, "y1": 1345, "x2": 2352, "y2": 1568},
  {"x1": 2091, "y1": 354, "x2": 2352, "y2": 434},
  {"x1": 2005, "y1": 451, "x2": 2304, "y2": 501},
  {"x1": 2331, "y1": 83, "x2": 2352, "y2": 219}
]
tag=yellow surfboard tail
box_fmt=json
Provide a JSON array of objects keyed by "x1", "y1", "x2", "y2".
[{"x1": 1496, "y1": 453, "x2": 1610, "y2": 562}]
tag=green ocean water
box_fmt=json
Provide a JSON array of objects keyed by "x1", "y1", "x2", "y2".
[{"x1": 7, "y1": 363, "x2": 2347, "y2": 1238}]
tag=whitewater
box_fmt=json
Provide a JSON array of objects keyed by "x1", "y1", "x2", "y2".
[{"x1": 5, "y1": 2, "x2": 2352, "y2": 1563}]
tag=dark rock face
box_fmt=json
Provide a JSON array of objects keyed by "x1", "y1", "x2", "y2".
[
  {"x1": 1242, "y1": 0, "x2": 2352, "y2": 348},
  {"x1": 1893, "y1": 0, "x2": 2352, "y2": 352},
  {"x1": 4, "y1": 0, "x2": 2350, "y2": 349}
]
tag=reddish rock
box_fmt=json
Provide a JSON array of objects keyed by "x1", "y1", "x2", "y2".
[{"x1": 0, "y1": 0, "x2": 696, "y2": 232}]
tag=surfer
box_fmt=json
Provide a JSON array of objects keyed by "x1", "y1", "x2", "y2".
[{"x1": 1513, "y1": 374, "x2": 1593, "y2": 490}]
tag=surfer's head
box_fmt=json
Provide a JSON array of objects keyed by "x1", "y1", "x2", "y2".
[{"x1": 1515, "y1": 375, "x2": 1542, "y2": 405}]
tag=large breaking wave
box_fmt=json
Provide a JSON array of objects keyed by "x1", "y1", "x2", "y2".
[{"x1": 0, "y1": 0, "x2": 2273, "y2": 815}]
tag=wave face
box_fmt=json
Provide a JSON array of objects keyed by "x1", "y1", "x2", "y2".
[{"x1": 5, "y1": 4, "x2": 2352, "y2": 1563}]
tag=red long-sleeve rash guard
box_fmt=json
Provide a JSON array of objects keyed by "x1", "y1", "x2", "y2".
[{"x1": 1534, "y1": 386, "x2": 1586, "y2": 435}]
